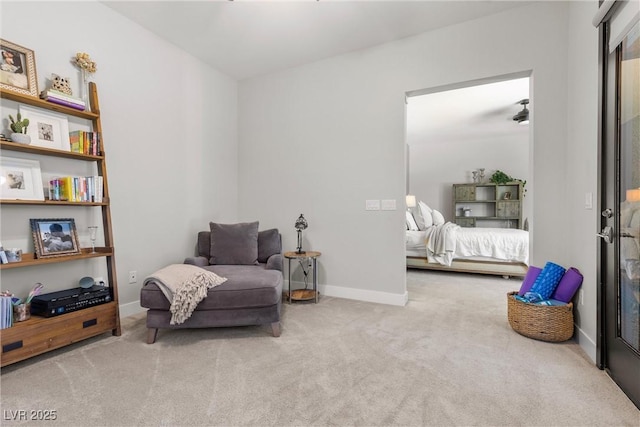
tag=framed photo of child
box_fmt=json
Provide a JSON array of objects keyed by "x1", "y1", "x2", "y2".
[
  {"x1": 30, "y1": 218, "x2": 81, "y2": 258},
  {"x1": 0, "y1": 39, "x2": 38, "y2": 97}
]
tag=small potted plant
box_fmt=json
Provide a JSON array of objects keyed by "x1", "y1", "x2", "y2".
[
  {"x1": 490, "y1": 169, "x2": 527, "y2": 196},
  {"x1": 8, "y1": 113, "x2": 30, "y2": 144}
]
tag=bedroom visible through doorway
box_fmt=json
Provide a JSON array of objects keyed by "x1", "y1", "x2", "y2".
[{"x1": 404, "y1": 73, "x2": 532, "y2": 278}]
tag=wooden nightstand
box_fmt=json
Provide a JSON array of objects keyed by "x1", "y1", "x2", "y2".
[{"x1": 284, "y1": 251, "x2": 321, "y2": 303}]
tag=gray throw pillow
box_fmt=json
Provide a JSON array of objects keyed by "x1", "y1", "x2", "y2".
[
  {"x1": 209, "y1": 221, "x2": 259, "y2": 265},
  {"x1": 258, "y1": 228, "x2": 281, "y2": 263}
]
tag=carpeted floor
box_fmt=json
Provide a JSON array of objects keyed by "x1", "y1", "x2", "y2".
[{"x1": 1, "y1": 270, "x2": 638, "y2": 426}]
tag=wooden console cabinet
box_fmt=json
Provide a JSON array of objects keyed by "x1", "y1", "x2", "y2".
[{"x1": 1, "y1": 302, "x2": 117, "y2": 366}]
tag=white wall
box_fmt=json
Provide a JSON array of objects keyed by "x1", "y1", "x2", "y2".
[
  {"x1": 408, "y1": 133, "x2": 529, "y2": 221},
  {"x1": 0, "y1": 0, "x2": 602, "y2": 362},
  {"x1": 238, "y1": 2, "x2": 570, "y2": 305},
  {"x1": 566, "y1": 0, "x2": 600, "y2": 361},
  {"x1": 0, "y1": 1, "x2": 238, "y2": 316}
]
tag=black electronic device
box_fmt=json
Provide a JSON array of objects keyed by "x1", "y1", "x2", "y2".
[{"x1": 30, "y1": 285, "x2": 112, "y2": 317}]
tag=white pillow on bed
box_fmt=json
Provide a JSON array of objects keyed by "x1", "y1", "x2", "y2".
[
  {"x1": 412, "y1": 207, "x2": 426, "y2": 230},
  {"x1": 432, "y1": 209, "x2": 445, "y2": 226},
  {"x1": 418, "y1": 201, "x2": 432, "y2": 213},
  {"x1": 406, "y1": 211, "x2": 419, "y2": 231},
  {"x1": 418, "y1": 201, "x2": 433, "y2": 228}
]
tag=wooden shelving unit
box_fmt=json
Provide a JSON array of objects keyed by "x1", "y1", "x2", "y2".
[
  {"x1": 0, "y1": 83, "x2": 121, "y2": 367},
  {"x1": 452, "y1": 182, "x2": 523, "y2": 229},
  {"x1": 0, "y1": 248, "x2": 114, "y2": 270},
  {"x1": 0, "y1": 89, "x2": 99, "y2": 120},
  {"x1": 0, "y1": 139, "x2": 103, "y2": 160},
  {"x1": 1, "y1": 199, "x2": 109, "y2": 206}
]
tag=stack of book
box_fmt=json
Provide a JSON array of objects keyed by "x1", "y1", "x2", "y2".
[
  {"x1": 69, "y1": 130, "x2": 101, "y2": 155},
  {"x1": 48, "y1": 175, "x2": 103, "y2": 203},
  {"x1": 40, "y1": 90, "x2": 86, "y2": 111},
  {"x1": 0, "y1": 296, "x2": 13, "y2": 329}
]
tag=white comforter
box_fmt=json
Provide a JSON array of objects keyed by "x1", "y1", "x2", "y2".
[{"x1": 406, "y1": 223, "x2": 529, "y2": 266}]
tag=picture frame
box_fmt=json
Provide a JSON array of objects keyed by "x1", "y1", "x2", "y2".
[
  {"x1": 0, "y1": 39, "x2": 38, "y2": 97},
  {"x1": 19, "y1": 105, "x2": 70, "y2": 151},
  {"x1": 0, "y1": 157, "x2": 44, "y2": 201},
  {"x1": 0, "y1": 243, "x2": 7, "y2": 264},
  {"x1": 503, "y1": 191, "x2": 512, "y2": 200},
  {"x1": 30, "y1": 218, "x2": 81, "y2": 258}
]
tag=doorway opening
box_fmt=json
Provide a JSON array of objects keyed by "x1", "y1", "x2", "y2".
[{"x1": 403, "y1": 72, "x2": 532, "y2": 285}]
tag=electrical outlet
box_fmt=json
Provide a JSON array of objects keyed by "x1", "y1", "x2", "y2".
[
  {"x1": 94, "y1": 276, "x2": 106, "y2": 287},
  {"x1": 129, "y1": 270, "x2": 137, "y2": 284}
]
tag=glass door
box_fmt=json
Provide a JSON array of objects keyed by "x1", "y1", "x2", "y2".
[{"x1": 601, "y1": 18, "x2": 640, "y2": 408}]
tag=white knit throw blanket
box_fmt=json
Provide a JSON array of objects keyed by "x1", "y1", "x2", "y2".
[
  {"x1": 144, "y1": 264, "x2": 227, "y2": 325},
  {"x1": 424, "y1": 222, "x2": 460, "y2": 267}
]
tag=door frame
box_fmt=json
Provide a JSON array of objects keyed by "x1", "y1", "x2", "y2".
[
  {"x1": 596, "y1": 4, "x2": 609, "y2": 371},
  {"x1": 596, "y1": 7, "x2": 640, "y2": 408}
]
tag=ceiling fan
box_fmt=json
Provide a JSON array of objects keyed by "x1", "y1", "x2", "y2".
[{"x1": 512, "y1": 99, "x2": 530, "y2": 125}]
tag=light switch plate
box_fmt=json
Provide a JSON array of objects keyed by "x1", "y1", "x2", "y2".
[
  {"x1": 366, "y1": 200, "x2": 380, "y2": 211},
  {"x1": 381, "y1": 199, "x2": 396, "y2": 210},
  {"x1": 585, "y1": 192, "x2": 593, "y2": 210}
]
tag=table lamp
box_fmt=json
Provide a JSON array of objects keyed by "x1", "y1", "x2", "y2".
[
  {"x1": 406, "y1": 195, "x2": 417, "y2": 210},
  {"x1": 627, "y1": 188, "x2": 640, "y2": 202},
  {"x1": 295, "y1": 214, "x2": 308, "y2": 254}
]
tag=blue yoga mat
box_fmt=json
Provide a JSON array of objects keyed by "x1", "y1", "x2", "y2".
[{"x1": 527, "y1": 261, "x2": 566, "y2": 302}]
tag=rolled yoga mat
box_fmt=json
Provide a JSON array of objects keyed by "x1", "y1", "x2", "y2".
[
  {"x1": 518, "y1": 265, "x2": 542, "y2": 296},
  {"x1": 551, "y1": 267, "x2": 583, "y2": 303},
  {"x1": 526, "y1": 261, "x2": 566, "y2": 302}
]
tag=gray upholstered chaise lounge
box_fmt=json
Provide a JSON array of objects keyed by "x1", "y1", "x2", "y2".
[{"x1": 140, "y1": 223, "x2": 283, "y2": 343}]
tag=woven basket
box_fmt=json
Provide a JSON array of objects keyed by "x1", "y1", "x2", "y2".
[{"x1": 507, "y1": 291, "x2": 574, "y2": 342}]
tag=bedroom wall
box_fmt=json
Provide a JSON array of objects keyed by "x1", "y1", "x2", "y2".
[
  {"x1": 0, "y1": 1, "x2": 238, "y2": 316},
  {"x1": 408, "y1": 133, "x2": 529, "y2": 221},
  {"x1": 238, "y1": 2, "x2": 570, "y2": 304},
  {"x1": 565, "y1": 0, "x2": 599, "y2": 361}
]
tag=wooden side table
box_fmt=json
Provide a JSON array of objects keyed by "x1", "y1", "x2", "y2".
[{"x1": 284, "y1": 251, "x2": 321, "y2": 303}]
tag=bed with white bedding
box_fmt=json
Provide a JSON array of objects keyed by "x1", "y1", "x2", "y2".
[{"x1": 406, "y1": 223, "x2": 529, "y2": 277}]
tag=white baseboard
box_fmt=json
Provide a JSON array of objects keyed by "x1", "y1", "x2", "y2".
[
  {"x1": 119, "y1": 300, "x2": 145, "y2": 319},
  {"x1": 574, "y1": 323, "x2": 597, "y2": 364},
  {"x1": 124, "y1": 283, "x2": 409, "y2": 320},
  {"x1": 318, "y1": 283, "x2": 408, "y2": 306},
  {"x1": 286, "y1": 280, "x2": 408, "y2": 306}
]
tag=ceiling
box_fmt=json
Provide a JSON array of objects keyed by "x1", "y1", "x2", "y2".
[
  {"x1": 103, "y1": 0, "x2": 532, "y2": 81},
  {"x1": 103, "y1": 1, "x2": 532, "y2": 139},
  {"x1": 406, "y1": 77, "x2": 530, "y2": 145}
]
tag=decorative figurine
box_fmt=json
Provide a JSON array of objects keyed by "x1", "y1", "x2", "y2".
[
  {"x1": 478, "y1": 168, "x2": 485, "y2": 183},
  {"x1": 50, "y1": 73, "x2": 72, "y2": 96}
]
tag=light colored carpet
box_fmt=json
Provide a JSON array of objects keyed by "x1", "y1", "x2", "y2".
[{"x1": 1, "y1": 270, "x2": 638, "y2": 426}]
